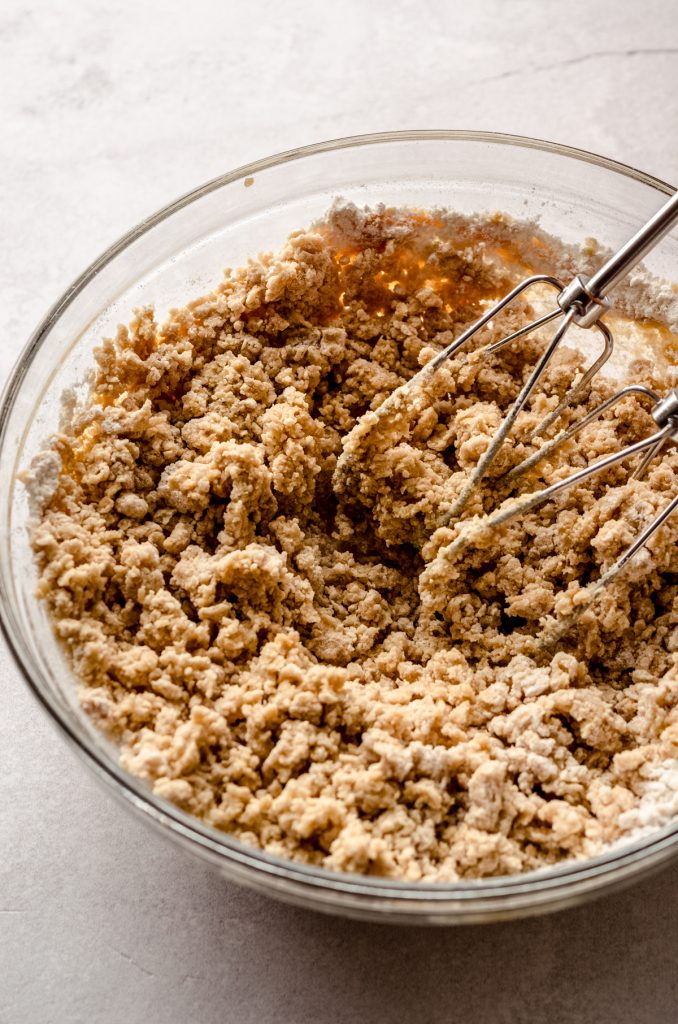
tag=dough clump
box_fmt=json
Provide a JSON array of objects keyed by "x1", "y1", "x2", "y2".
[{"x1": 30, "y1": 204, "x2": 678, "y2": 881}]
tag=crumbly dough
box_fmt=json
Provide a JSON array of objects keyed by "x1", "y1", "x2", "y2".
[{"x1": 29, "y1": 204, "x2": 678, "y2": 881}]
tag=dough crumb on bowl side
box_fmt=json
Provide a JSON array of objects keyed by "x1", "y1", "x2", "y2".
[{"x1": 28, "y1": 204, "x2": 678, "y2": 882}]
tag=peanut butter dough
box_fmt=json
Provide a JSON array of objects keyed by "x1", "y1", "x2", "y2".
[{"x1": 29, "y1": 204, "x2": 678, "y2": 881}]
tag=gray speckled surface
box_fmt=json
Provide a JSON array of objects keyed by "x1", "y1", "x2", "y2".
[{"x1": 2, "y1": 2, "x2": 678, "y2": 1021}]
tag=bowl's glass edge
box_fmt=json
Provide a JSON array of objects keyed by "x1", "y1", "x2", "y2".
[{"x1": 2, "y1": 129, "x2": 678, "y2": 921}]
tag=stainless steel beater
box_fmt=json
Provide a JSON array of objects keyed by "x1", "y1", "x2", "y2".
[
  {"x1": 432, "y1": 383, "x2": 678, "y2": 639},
  {"x1": 436, "y1": 187, "x2": 678, "y2": 523},
  {"x1": 342, "y1": 187, "x2": 678, "y2": 636},
  {"x1": 414, "y1": 187, "x2": 678, "y2": 636},
  {"x1": 342, "y1": 190, "x2": 678, "y2": 513}
]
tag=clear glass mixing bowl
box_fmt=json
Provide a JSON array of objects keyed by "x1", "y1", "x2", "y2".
[{"x1": 2, "y1": 132, "x2": 678, "y2": 924}]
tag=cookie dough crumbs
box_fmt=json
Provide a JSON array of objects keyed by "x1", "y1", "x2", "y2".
[{"x1": 29, "y1": 204, "x2": 678, "y2": 881}]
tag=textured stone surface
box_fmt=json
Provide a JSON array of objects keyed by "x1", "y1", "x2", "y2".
[{"x1": 1, "y1": 1, "x2": 677, "y2": 1021}]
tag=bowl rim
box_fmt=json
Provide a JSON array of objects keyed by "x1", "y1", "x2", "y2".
[{"x1": 2, "y1": 129, "x2": 678, "y2": 914}]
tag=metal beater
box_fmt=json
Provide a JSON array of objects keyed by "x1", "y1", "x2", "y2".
[
  {"x1": 431, "y1": 382, "x2": 678, "y2": 639},
  {"x1": 344, "y1": 188, "x2": 678, "y2": 634}
]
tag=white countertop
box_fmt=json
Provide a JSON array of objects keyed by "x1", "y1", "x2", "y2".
[{"x1": 2, "y1": 2, "x2": 678, "y2": 1021}]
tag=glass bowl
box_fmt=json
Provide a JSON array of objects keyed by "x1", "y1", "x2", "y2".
[{"x1": 2, "y1": 131, "x2": 678, "y2": 925}]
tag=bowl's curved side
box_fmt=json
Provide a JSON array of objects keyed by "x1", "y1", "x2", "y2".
[{"x1": 2, "y1": 130, "x2": 678, "y2": 923}]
